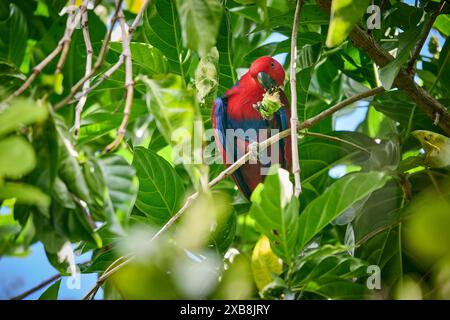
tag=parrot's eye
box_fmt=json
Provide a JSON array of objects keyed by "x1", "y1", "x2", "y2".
[{"x1": 270, "y1": 61, "x2": 275, "y2": 69}]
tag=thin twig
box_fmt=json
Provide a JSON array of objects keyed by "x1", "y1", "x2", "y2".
[
  {"x1": 406, "y1": 0, "x2": 446, "y2": 74},
  {"x1": 290, "y1": 0, "x2": 303, "y2": 197},
  {"x1": 55, "y1": 0, "x2": 151, "y2": 111},
  {"x1": 54, "y1": 0, "x2": 124, "y2": 110},
  {"x1": 300, "y1": 131, "x2": 371, "y2": 154},
  {"x1": 55, "y1": 0, "x2": 77, "y2": 75},
  {"x1": 82, "y1": 85, "x2": 385, "y2": 300},
  {"x1": 6, "y1": 1, "x2": 80, "y2": 101},
  {"x1": 102, "y1": 8, "x2": 134, "y2": 153},
  {"x1": 10, "y1": 274, "x2": 61, "y2": 300},
  {"x1": 74, "y1": 0, "x2": 94, "y2": 138}
]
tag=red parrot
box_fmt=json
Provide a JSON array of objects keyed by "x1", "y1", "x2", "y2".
[{"x1": 211, "y1": 56, "x2": 292, "y2": 199}]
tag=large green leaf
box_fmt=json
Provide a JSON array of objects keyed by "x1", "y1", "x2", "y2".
[
  {"x1": 76, "y1": 100, "x2": 148, "y2": 146},
  {"x1": 216, "y1": 10, "x2": 235, "y2": 95},
  {"x1": 175, "y1": 0, "x2": 223, "y2": 56},
  {"x1": 0, "y1": 59, "x2": 25, "y2": 96},
  {"x1": 353, "y1": 181, "x2": 403, "y2": 287},
  {"x1": 250, "y1": 168, "x2": 300, "y2": 263},
  {"x1": 291, "y1": 245, "x2": 368, "y2": 299},
  {"x1": 294, "y1": 41, "x2": 322, "y2": 115},
  {"x1": 108, "y1": 42, "x2": 169, "y2": 77},
  {"x1": 39, "y1": 279, "x2": 61, "y2": 300},
  {"x1": 297, "y1": 172, "x2": 389, "y2": 250},
  {"x1": 143, "y1": 0, "x2": 192, "y2": 78},
  {"x1": 97, "y1": 155, "x2": 138, "y2": 219},
  {"x1": 0, "y1": 136, "x2": 35, "y2": 180},
  {"x1": 326, "y1": 0, "x2": 371, "y2": 47},
  {"x1": 371, "y1": 90, "x2": 439, "y2": 132},
  {"x1": 298, "y1": 131, "x2": 375, "y2": 188},
  {"x1": 132, "y1": 146, "x2": 186, "y2": 225},
  {"x1": 140, "y1": 74, "x2": 205, "y2": 186},
  {"x1": 0, "y1": 4, "x2": 27, "y2": 67},
  {"x1": 0, "y1": 182, "x2": 50, "y2": 207},
  {"x1": 0, "y1": 99, "x2": 47, "y2": 137},
  {"x1": 379, "y1": 26, "x2": 423, "y2": 89}
]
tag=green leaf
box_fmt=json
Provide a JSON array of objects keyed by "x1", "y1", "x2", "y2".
[
  {"x1": 0, "y1": 4, "x2": 27, "y2": 67},
  {"x1": 298, "y1": 131, "x2": 375, "y2": 188},
  {"x1": 326, "y1": 0, "x2": 371, "y2": 47},
  {"x1": 0, "y1": 182, "x2": 50, "y2": 207},
  {"x1": 132, "y1": 146, "x2": 185, "y2": 225},
  {"x1": 354, "y1": 181, "x2": 403, "y2": 286},
  {"x1": 76, "y1": 100, "x2": 148, "y2": 146},
  {"x1": 372, "y1": 90, "x2": 439, "y2": 132},
  {"x1": 291, "y1": 245, "x2": 368, "y2": 299},
  {"x1": 0, "y1": 59, "x2": 26, "y2": 96},
  {"x1": 140, "y1": 74, "x2": 205, "y2": 186},
  {"x1": 434, "y1": 14, "x2": 450, "y2": 37},
  {"x1": 109, "y1": 42, "x2": 169, "y2": 77},
  {"x1": 39, "y1": 279, "x2": 61, "y2": 300},
  {"x1": 0, "y1": 136, "x2": 36, "y2": 179},
  {"x1": 432, "y1": 37, "x2": 450, "y2": 94},
  {"x1": 328, "y1": 46, "x2": 377, "y2": 88},
  {"x1": 295, "y1": 42, "x2": 322, "y2": 113},
  {"x1": 298, "y1": 172, "x2": 389, "y2": 250},
  {"x1": 216, "y1": 11, "x2": 235, "y2": 95},
  {"x1": 143, "y1": 0, "x2": 192, "y2": 77},
  {"x1": 175, "y1": 0, "x2": 223, "y2": 56},
  {"x1": 0, "y1": 99, "x2": 47, "y2": 137},
  {"x1": 379, "y1": 26, "x2": 423, "y2": 89},
  {"x1": 250, "y1": 168, "x2": 300, "y2": 263},
  {"x1": 97, "y1": 155, "x2": 138, "y2": 233},
  {"x1": 57, "y1": 138, "x2": 91, "y2": 204}
]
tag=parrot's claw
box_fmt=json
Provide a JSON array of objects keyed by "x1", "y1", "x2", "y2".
[{"x1": 248, "y1": 142, "x2": 259, "y2": 163}]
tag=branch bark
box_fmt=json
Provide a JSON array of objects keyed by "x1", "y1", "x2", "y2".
[
  {"x1": 102, "y1": 7, "x2": 134, "y2": 153},
  {"x1": 316, "y1": 0, "x2": 450, "y2": 135},
  {"x1": 7, "y1": 1, "x2": 80, "y2": 101},
  {"x1": 82, "y1": 85, "x2": 385, "y2": 300},
  {"x1": 53, "y1": 0, "x2": 124, "y2": 110},
  {"x1": 290, "y1": 0, "x2": 303, "y2": 197},
  {"x1": 9, "y1": 274, "x2": 61, "y2": 300},
  {"x1": 74, "y1": 0, "x2": 94, "y2": 138}
]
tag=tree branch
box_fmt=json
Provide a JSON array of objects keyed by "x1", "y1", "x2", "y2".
[
  {"x1": 74, "y1": 0, "x2": 94, "y2": 138},
  {"x1": 102, "y1": 7, "x2": 134, "y2": 153},
  {"x1": 407, "y1": 0, "x2": 446, "y2": 73},
  {"x1": 53, "y1": 0, "x2": 124, "y2": 110},
  {"x1": 9, "y1": 274, "x2": 61, "y2": 300},
  {"x1": 316, "y1": 0, "x2": 450, "y2": 135},
  {"x1": 82, "y1": 85, "x2": 385, "y2": 300},
  {"x1": 54, "y1": 0, "x2": 78, "y2": 75},
  {"x1": 7, "y1": 1, "x2": 80, "y2": 101},
  {"x1": 290, "y1": 0, "x2": 303, "y2": 197},
  {"x1": 55, "y1": 0, "x2": 151, "y2": 112}
]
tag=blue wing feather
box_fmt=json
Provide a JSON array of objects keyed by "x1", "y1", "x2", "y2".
[{"x1": 213, "y1": 96, "x2": 251, "y2": 198}]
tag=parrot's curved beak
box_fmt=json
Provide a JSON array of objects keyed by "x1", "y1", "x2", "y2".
[{"x1": 257, "y1": 72, "x2": 277, "y2": 92}]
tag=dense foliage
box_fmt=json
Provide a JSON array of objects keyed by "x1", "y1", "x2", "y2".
[{"x1": 1, "y1": 0, "x2": 450, "y2": 300}]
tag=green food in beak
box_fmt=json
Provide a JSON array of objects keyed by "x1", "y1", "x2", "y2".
[{"x1": 257, "y1": 72, "x2": 277, "y2": 92}]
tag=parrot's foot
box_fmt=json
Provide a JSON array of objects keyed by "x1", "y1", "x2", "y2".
[
  {"x1": 248, "y1": 142, "x2": 259, "y2": 163},
  {"x1": 253, "y1": 89, "x2": 283, "y2": 120}
]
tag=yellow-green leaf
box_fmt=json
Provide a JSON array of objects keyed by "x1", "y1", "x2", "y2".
[
  {"x1": 412, "y1": 130, "x2": 450, "y2": 168},
  {"x1": 326, "y1": 0, "x2": 371, "y2": 47},
  {"x1": 251, "y1": 235, "x2": 282, "y2": 292}
]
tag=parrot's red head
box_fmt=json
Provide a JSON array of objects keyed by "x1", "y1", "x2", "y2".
[{"x1": 248, "y1": 56, "x2": 285, "y2": 91}]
